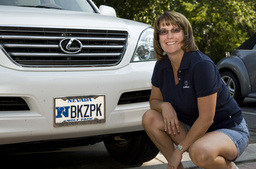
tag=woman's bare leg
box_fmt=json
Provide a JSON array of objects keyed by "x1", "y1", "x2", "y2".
[
  {"x1": 189, "y1": 131, "x2": 238, "y2": 169},
  {"x1": 142, "y1": 109, "x2": 187, "y2": 169}
]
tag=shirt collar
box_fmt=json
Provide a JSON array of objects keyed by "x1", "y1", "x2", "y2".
[
  {"x1": 161, "y1": 52, "x2": 191, "y2": 72},
  {"x1": 179, "y1": 52, "x2": 191, "y2": 70}
]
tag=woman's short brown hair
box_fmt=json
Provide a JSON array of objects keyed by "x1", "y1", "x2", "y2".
[{"x1": 153, "y1": 11, "x2": 198, "y2": 60}]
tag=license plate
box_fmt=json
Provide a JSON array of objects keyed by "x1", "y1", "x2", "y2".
[{"x1": 54, "y1": 95, "x2": 105, "y2": 127}]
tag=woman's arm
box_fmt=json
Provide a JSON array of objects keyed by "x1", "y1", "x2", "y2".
[
  {"x1": 178, "y1": 92, "x2": 217, "y2": 152},
  {"x1": 149, "y1": 85, "x2": 163, "y2": 111},
  {"x1": 150, "y1": 85, "x2": 181, "y2": 135}
]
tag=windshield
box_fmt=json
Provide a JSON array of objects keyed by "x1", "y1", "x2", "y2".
[{"x1": 0, "y1": 0, "x2": 96, "y2": 12}]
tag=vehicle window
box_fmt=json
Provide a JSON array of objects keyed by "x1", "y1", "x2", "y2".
[
  {"x1": 0, "y1": 0, "x2": 95, "y2": 12},
  {"x1": 237, "y1": 33, "x2": 256, "y2": 50},
  {"x1": 253, "y1": 44, "x2": 256, "y2": 50}
]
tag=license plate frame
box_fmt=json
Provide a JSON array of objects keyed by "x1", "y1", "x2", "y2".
[{"x1": 54, "y1": 95, "x2": 105, "y2": 127}]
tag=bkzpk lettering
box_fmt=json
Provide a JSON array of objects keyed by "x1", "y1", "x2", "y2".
[
  {"x1": 56, "y1": 104, "x2": 102, "y2": 119},
  {"x1": 70, "y1": 104, "x2": 102, "y2": 118}
]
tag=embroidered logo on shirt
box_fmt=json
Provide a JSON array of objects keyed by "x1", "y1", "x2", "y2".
[{"x1": 183, "y1": 80, "x2": 190, "y2": 88}]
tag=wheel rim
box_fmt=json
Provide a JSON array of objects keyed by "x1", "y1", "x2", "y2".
[{"x1": 222, "y1": 75, "x2": 235, "y2": 96}]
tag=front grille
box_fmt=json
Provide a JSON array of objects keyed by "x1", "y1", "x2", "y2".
[
  {"x1": 0, "y1": 97, "x2": 30, "y2": 111},
  {"x1": 0, "y1": 26, "x2": 128, "y2": 67},
  {"x1": 118, "y1": 90, "x2": 151, "y2": 105}
]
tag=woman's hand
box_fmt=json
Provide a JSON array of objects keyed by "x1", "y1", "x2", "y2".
[
  {"x1": 161, "y1": 102, "x2": 180, "y2": 136},
  {"x1": 149, "y1": 86, "x2": 180, "y2": 136}
]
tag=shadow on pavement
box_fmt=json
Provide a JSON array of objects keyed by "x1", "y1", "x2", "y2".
[{"x1": 1, "y1": 143, "x2": 139, "y2": 169}]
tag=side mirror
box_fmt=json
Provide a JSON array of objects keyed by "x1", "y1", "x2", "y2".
[{"x1": 99, "y1": 5, "x2": 116, "y2": 17}]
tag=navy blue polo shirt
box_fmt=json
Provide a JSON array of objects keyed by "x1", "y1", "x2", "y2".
[{"x1": 152, "y1": 51, "x2": 243, "y2": 131}]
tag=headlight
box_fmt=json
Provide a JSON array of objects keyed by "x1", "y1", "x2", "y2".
[{"x1": 131, "y1": 28, "x2": 156, "y2": 62}]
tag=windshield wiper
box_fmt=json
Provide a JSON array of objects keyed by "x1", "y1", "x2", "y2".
[{"x1": 20, "y1": 5, "x2": 63, "y2": 10}]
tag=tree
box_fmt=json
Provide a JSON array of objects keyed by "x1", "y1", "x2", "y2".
[
  {"x1": 93, "y1": 0, "x2": 256, "y2": 63},
  {"x1": 174, "y1": 0, "x2": 256, "y2": 62}
]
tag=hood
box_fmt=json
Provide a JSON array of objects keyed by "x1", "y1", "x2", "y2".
[{"x1": 0, "y1": 5, "x2": 149, "y2": 31}]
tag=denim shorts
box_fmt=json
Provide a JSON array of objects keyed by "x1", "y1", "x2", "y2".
[
  {"x1": 183, "y1": 118, "x2": 250, "y2": 160},
  {"x1": 216, "y1": 118, "x2": 250, "y2": 160}
]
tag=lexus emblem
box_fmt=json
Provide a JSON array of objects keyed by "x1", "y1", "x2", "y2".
[{"x1": 59, "y1": 38, "x2": 83, "y2": 54}]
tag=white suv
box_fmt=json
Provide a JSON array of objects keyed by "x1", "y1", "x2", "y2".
[{"x1": 0, "y1": 0, "x2": 158, "y2": 165}]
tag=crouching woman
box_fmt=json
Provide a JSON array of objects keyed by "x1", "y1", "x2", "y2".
[{"x1": 142, "y1": 11, "x2": 249, "y2": 169}]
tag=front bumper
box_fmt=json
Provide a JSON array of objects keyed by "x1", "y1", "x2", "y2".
[{"x1": 0, "y1": 61, "x2": 155, "y2": 145}]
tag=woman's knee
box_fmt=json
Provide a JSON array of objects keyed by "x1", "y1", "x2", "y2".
[
  {"x1": 142, "y1": 109, "x2": 161, "y2": 129},
  {"x1": 189, "y1": 142, "x2": 215, "y2": 168},
  {"x1": 142, "y1": 110, "x2": 154, "y2": 126}
]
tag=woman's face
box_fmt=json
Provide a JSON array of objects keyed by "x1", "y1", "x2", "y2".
[{"x1": 158, "y1": 22, "x2": 184, "y2": 56}]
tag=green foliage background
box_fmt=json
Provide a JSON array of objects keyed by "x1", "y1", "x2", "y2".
[{"x1": 94, "y1": 0, "x2": 256, "y2": 63}]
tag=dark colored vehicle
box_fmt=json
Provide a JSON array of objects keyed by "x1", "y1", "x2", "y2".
[{"x1": 217, "y1": 33, "x2": 256, "y2": 105}]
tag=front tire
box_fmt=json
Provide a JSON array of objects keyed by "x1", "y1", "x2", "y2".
[
  {"x1": 221, "y1": 71, "x2": 244, "y2": 105},
  {"x1": 104, "y1": 131, "x2": 159, "y2": 165}
]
